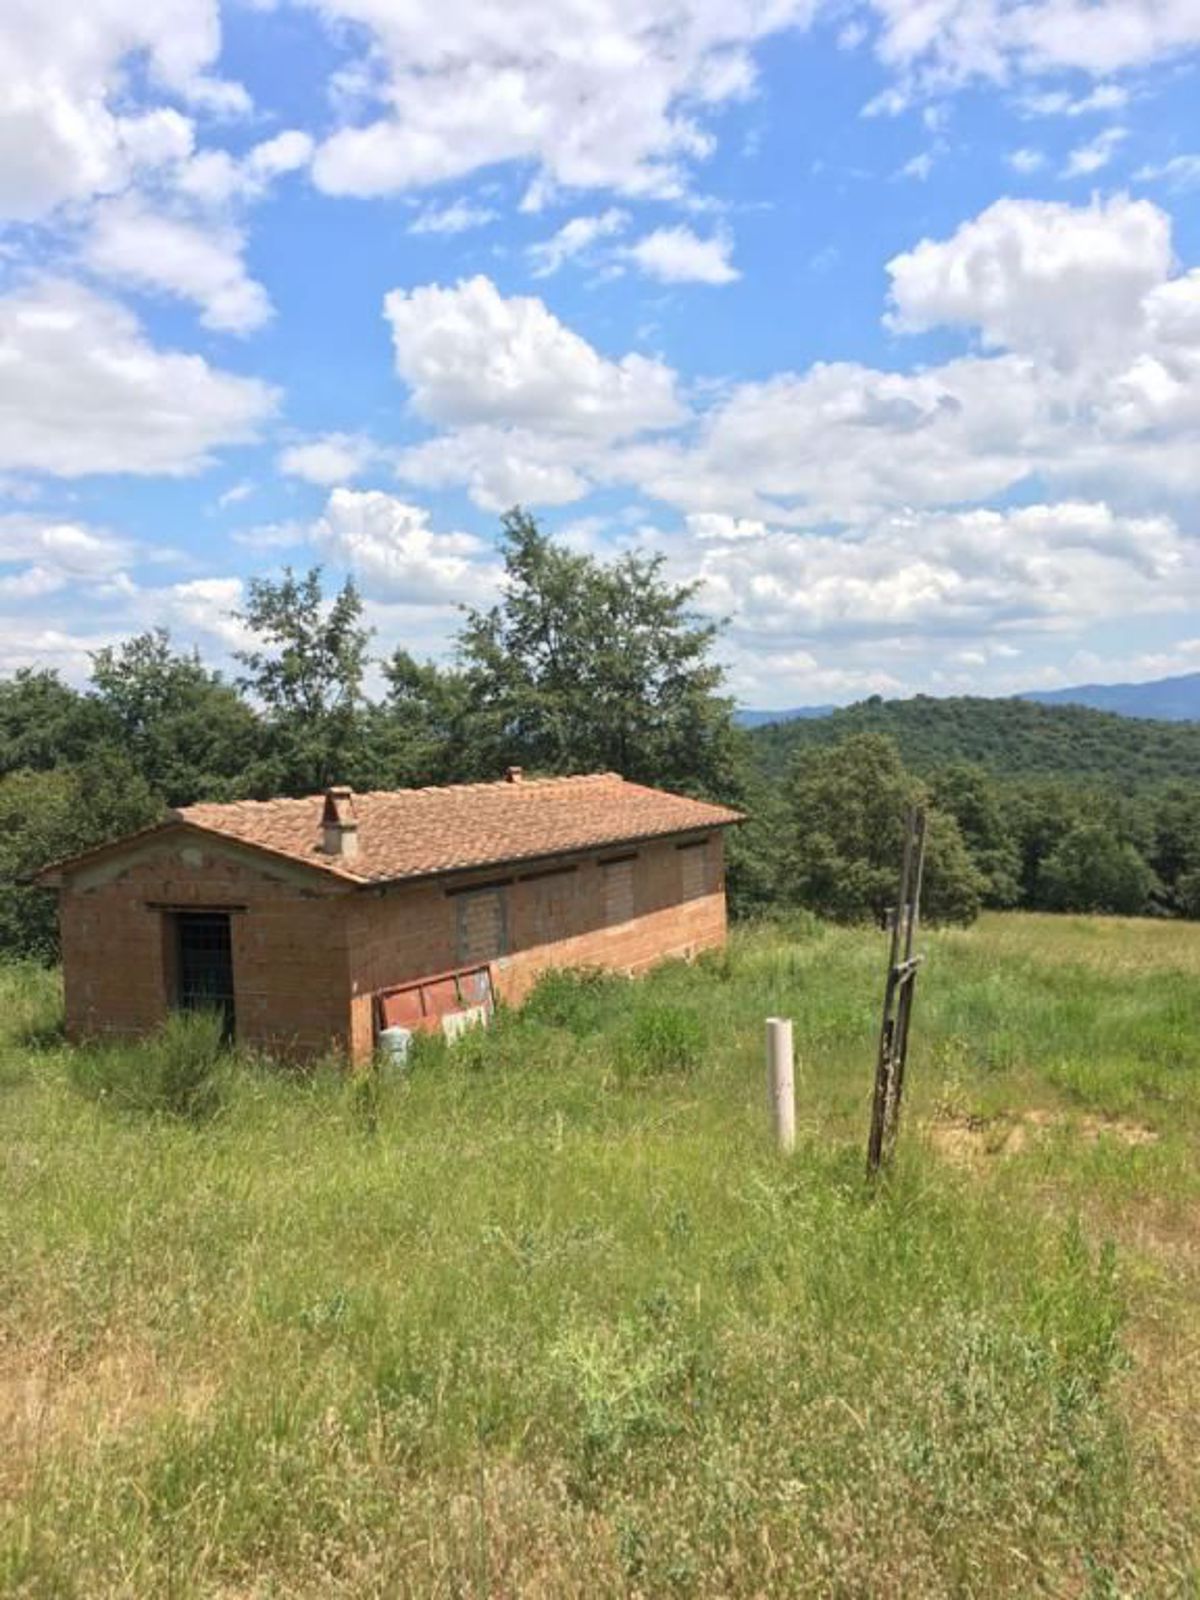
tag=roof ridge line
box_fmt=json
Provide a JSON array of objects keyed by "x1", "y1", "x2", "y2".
[{"x1": 180, "y1": 771, "x2": 625, "y2": 813}]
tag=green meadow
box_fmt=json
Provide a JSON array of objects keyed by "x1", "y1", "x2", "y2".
[{"x1": 2, "y1": 913, "x2": 1197, "y2": 1597}]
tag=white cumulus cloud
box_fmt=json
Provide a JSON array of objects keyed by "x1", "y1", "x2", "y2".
[
  {"x1": 307, "y1": 0, "x2": 815, "y2": 202},
  {"x1": 859, "y1": 0, "x2": 1200, "y2": 99},
  {"x1": 0, "y1": 514, "x2": 136, "y2": 599},
  {"x1": 84, "y1": 198, "x2": 272, "y2": 334},
  {"x1": 527, "y1": 210, "x2": 629, "y2": 276},
  {"x1": 0, "y1": 0, "x2": 239, "y2": 221},
  {"x1": 278, "y1": 434, "x2": 378, "y2": 486},
  {"x1": 384, "y1": 274, "x2": 684, "y2": 438},
  {"x1": 625, "y1": 226, "x2": 740, "y2": 284},
  {"x1": 688, "y1": 501, "x2": 1194, "y2": 644},
  {"x1": 1061, "y1": 125, "x2": 1127, "y2": 177},
  {"x1": 0, "y1": 278, "x2": 277, "y2": 477},
  {"x1": 310, "y1": 488, "x2": 495, "y2": 604},
  {"x1": 885, "y1": 194, "x2": 1171, "y2": 360}
]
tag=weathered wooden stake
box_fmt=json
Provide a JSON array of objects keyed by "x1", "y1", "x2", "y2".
[
  {"x1": 866, "y1": 805, "x2": 927, "y2": 1178},
  {"x1": 766, "y1": 1016, "x2": 795, "y2": 1153}
]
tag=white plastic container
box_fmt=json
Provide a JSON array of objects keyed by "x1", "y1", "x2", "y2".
[{"x1": 378, "y1": 1025, "x2": 413, "y2": 1070}]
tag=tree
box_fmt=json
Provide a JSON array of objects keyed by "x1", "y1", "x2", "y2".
[
  {"x1": 1148, "y1": 781, "x2": 1200, "y2": 912},
  {"x1": 451, "y1": 509, "x2": 745, "y2": 798},
  {"x1": 89, "y1": 630, "x2": 261, "y2": 806},
  {"x1": 931, "y1": 763, "x2": 1022, "y2": 907},
  {"x1": 234, "y1": 568, "x2": 372, "y2": 794},
  {"x1": 1000, "y1": 780, "x2": 1086, "y2": 907},
  {"x1": 722, "y1": 766, "x2": 786, "y2": 919},
  {"x1": 377, "y1": 651, "x2": 484, "y2": 786},
  {"x1": 1175, "y1": 865, "x2": 1200, "y2": 920},
  {"x1": 0, "y1": 753, "x2": 161, "y2": 960},
  {"x1": 785, "y1": 734, "x2": 982, "y2": 925},
  {"x1": 0, "y1": 669, "x2": 114, "y2": 776},
  {"x1": 1039, "y1": 823, "x2": 1158, "y2": 915}
]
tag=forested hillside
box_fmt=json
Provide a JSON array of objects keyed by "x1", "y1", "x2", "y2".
[{"x1": 750, "y1": 694, "x2": 1200, "y2": 787}]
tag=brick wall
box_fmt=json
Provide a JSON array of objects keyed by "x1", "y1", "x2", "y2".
[
  {"x1": 345, "y1": 832, "x2": 728, "y2": 1062},
  {"x1": 58, "y1": 834, "x2": 352, "y2": 1059},
  {"x1": 57, "y1": 827, "x2": 730, "y2": 1065}
]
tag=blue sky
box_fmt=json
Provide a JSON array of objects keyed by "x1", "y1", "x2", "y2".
[{"x1": 2, "y1": 0, "x2": 1199, "y2": 708}]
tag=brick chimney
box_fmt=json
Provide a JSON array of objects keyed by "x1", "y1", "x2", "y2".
[
  {"x1": 505, "y1": 766, "x2": 524, "y2": 784},
  {"x1": 321, "y1": 785, "x2": 359, "y2": 859}
]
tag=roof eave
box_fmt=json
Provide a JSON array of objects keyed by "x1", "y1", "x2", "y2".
[{"x1": 351, "y1": 813, "x2": 745, "y2": 894}]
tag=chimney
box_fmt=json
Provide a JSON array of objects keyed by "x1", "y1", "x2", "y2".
[
  {"x1": 505, "y1": 766, "x2": 524, "y2": 784},
  {"x1": 321, "y1": 785, "x2": 359, "y2": 859}
]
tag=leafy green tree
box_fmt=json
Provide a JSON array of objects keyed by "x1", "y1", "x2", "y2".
[
  {"x1": 1175, "y1": 865, "x2": 1200, "y2": 920},
  {"x1": 89, "y1": 630, "x2": 261, "y2": 806},
  {"x1": 1039, "y1": 823, "x2": 1158, "y2": 915},
  {"x1": 377, "y1": 651, "x2": 484, "y2": 786},
  {"x1": 0, "y1": 754, "x2": 161, "y2": 960},
  {"x1": 785, "y1": 734, "x2": 982, "y2": 925},
  {"x1": 0, "y1": 669, "x2": 114, "y2": 775},
  {"x1": 234, "y1": 568, "x2": 372, "y2": 794},
  {"x1": 722, "y1": 767, "x2": 785, "y2": 919},
  {"x1": 452, "y1": 509, "x2": 744, "y2": 797},
  {"x1": 931, "y1": 763, "x2": 1022, "y2": 907},
  {"x1": 1148, "y1": 782, "x2": 1200, "y2": 912},
  {"x1": 998, "y1": 780, "x2": 1086, "y2": 906}
]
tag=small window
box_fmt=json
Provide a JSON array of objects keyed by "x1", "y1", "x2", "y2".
[
  {"x1": 602, "y1": 858, "x2": 635, "y2": 925},
  {"x1": 680, "y1": 841, "x2": 709, "y2": 901},
  {"x1": 456, "y1": 887, "x2": 508, "y2": 964}
]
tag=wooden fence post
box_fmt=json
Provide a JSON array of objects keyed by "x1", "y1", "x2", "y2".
[{"x1": 766, "y1": 1017, "x2": 795, "y2": 1154}]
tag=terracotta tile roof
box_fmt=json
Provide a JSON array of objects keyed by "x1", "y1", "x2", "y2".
[{"x1": 173, "y1": 773, "x2": 744, "y2": 885}]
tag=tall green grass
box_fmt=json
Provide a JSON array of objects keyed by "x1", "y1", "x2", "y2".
[
  {"x1": 66, "y1": 1009, "x2": 229, "y2": 1122},
  {"x1": 1, "y1": 915, "x2": 1197, "y2": 1597}
]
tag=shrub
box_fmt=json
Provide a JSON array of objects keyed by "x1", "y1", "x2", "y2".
[
  {"x1": 69, "y1": 1009, "x2": 228, "y2": 1122},
  {"x1": 522, "y1": 967, "x2": 632, "y2": 1036},
  {"x1": 616, "y1": 1004, "x2": 705, "y2": 1080}
]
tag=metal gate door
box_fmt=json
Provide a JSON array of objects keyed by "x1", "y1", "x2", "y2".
[{"x1": 175, "y1": 912, "x2": 235, "y2": 1039}]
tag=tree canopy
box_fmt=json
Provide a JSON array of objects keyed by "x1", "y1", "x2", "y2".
[
  {"x1": 446, "y1": 509, "x2": 742, "y2": 797},
  {"x1": 2, "y1": 507, "x2": 1199, "y2": 961},
  {"x1": 784, "y1": 735, "x2": 983, "y2": 926},
  {"x1": 234, "y1": 568, "x2": 372, "y2": 794}
]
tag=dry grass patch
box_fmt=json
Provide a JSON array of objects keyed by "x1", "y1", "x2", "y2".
[
  {"x1": 925, "y1": 1108, "x2": 1160, "y2": 1167},
  {"x1": 0, "y1": 1338, "x2": 215, "y2": 1497}
]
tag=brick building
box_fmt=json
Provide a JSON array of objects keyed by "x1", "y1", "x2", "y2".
[{"x1": 37, "y1": 771, "x2": 743, "y2": 1063}]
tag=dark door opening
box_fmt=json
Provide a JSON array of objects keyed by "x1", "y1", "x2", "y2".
[{"x1": 174, "y1": 912, "x2": 235, "y2": 1040}]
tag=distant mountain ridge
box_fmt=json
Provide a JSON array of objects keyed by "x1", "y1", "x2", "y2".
[
  {"x1": 738, "y1": 670, "x2": 1200, "y2": 728},
  {"x1": 1021, "y1": 672, "x2": 1200, "y2": 722},
  {"x1": 735, "y1": 704, "x2": 834, "y2": 728}
]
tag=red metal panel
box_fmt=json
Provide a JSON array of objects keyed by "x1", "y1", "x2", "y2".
[
  {"x1": 423, "y1": 975, "x2": 461, "y2": 1015},
  {"x1": 379, "y1": 986, "x2": 425, "y2": 1029},
  {"x1": 374, "y1": 964, "x2": 497, "y2": 1043}
]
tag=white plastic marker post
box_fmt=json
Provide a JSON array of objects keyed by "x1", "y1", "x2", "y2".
[{"x1": 766, "y1": 1017, "x2": 795, "y2": 1154}]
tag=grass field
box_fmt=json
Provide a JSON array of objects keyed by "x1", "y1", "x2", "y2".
[{"x1": 2, "y1": 912, "x2": 1198, "y2": 1597}]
